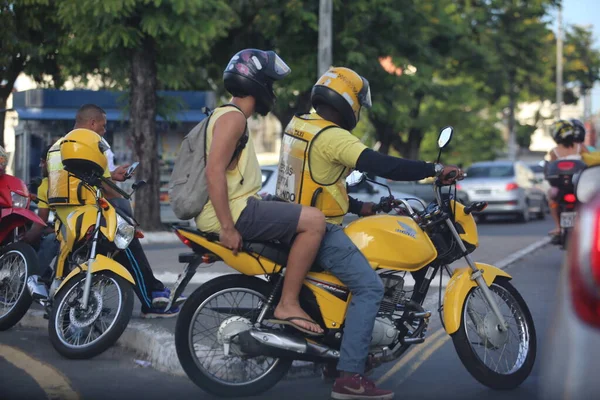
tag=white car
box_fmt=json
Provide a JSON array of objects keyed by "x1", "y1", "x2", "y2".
[{"x1": 260, "y1": 165, "x2": 426, "y2": 221}]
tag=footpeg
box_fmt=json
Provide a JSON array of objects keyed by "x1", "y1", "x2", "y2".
[
  {"x1": 403, "y1": 337, "x2": 425, "y2": 344},
  {"x1": 27, "y1": 275, "x2": 49, "y2": 302}
]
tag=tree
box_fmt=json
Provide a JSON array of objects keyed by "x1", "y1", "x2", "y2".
[
  {"x1": 56, "y1": 0, "x2": 236, "y2": 230},
  {"x1": 563, "y1": 24, "x2": 600, "y2": 107},
  {"x1": 0, "y1": 0, "x2": 63, "y2": 147}
]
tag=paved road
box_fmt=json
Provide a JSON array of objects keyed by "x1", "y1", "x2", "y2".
[{"x1": 0, "y1": 234, "x2": 563, "y2": 400}]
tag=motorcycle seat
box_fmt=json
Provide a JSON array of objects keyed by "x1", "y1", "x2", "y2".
[{"x1": 174, "y1": 226, "x2": 324, "y2": 272}]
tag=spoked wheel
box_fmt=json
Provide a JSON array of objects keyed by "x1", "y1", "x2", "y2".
[
  {"x1": 49, "y1": 271, "x2": 133, "y2": 359},
  {"x1": 452, "y1": 278, "x2": 536, "y2": 390},
  {"x1": 0, "y1": 243, "x2": 37, "y2": 331},
  {"x1": 175, "y1": 275, "x2": 291, "y2": 397}
]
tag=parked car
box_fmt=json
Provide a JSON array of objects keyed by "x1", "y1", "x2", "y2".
[
  {"x1": 457, "y1": 160, "x2": 546, "y2": 222},
  {"x1": 539, "y1": 167, "x2": 600, "y2": 399},
  {"x1": 527, "y1": 160, "x2": 551, "y2": 194},
  {"x1": 259, "y1": 166, "x2": 426, "y2": 224}
]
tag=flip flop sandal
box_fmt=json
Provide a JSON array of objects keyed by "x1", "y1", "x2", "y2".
[{"x1": 266, "y1": 316, "x2": 324, "y2": 337}]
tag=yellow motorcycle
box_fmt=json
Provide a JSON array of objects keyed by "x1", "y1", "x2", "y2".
[
  {"x1": 26, "y1": 178, "x2": 144, "y2": 359},
  {"x1": 172, "y1": 127, "x2": 536, "y2": 397}
]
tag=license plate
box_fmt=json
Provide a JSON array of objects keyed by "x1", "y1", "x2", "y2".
[
  {"x1": 560, "y1": 212, "x2": 576, "y2": 228},
  {"x1": 475, "y1": 189, "x2": 491, "y2": 194}
]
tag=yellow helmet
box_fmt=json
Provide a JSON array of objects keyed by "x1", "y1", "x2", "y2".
[
  {"x1": 311, "y1": 67, "x2": 372, "y2": 130},
  {"x1": 60, "y1": 128, "x2": 108, "y2": 181}
]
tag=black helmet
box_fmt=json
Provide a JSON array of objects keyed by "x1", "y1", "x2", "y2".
[
  {"x1": 223, "y1": 49, "x2": 291, "y2": 116},
  {"x1": 570, "y1": 118, "x2": 586, "y2": 143},
  {"x1": 551, "y1": 120, "x2": 575, "y2": 145}
]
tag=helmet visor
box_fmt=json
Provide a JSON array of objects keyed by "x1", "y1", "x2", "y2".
[
  {"x1": 359, "y1": 77, "x2": 372, "y2": 108},
  {"x1": 267, "y1": 52, "x2": 291, "y2": 80}
]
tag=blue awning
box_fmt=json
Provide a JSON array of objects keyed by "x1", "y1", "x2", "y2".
[{"x1": 14, "y1": 107, "x2": 208, "y2": 122}]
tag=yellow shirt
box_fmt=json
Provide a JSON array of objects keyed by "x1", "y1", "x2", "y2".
[
  {"x1": 36, "y1": 178, "x2": 49, "y2": 209},
  {"x1": 195, "y1": 107, "x2": 262, "y2": 233},
  {"x1": 308, "y1": 117, "x2": 367, "y2": 224}
]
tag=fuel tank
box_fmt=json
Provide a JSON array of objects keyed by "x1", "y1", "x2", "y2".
[{"x1": 343, "y1": 215, "x2": 437, "y2": 271}]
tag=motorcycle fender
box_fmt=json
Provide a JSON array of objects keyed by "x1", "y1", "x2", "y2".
[
  {"x1": 3, "y1": 208, "x2": 46, "y2": 226},
  {"x1": 57, "y1": 255, "x2": 135, "y2": 293},
  {"x1": 443, "y1": 263, "x2": 512, "y2": 335}
]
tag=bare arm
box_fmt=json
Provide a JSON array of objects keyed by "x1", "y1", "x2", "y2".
[
  {"x1": 205, "y1": 111, "x2": 247, "y2": 252},
  {"x1": 23, "y1": 208, "x2": 50, "y2": 243}
]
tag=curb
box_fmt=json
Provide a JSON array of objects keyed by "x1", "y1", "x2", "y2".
[{"x1": 16, "y1": 237, "x2": 552, "y2": 380}]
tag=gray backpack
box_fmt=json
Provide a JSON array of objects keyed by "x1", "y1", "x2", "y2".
[{"x1": 169, "y1": 105, "x2": 248, "y2": 221}]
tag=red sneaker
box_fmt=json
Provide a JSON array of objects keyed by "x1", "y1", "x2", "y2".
[{"x1": 331, "y1": 374, "x2": 394, "y2": 400}]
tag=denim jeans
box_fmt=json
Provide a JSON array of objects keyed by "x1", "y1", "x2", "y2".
[
  {"x1": 316, "y1": 224, "x2": 384, "y2": 374},
  {"x1": 37, "y1": 233, "x2": 60, "y2": 276}
]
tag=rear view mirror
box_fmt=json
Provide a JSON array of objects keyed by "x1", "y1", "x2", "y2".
[
  {"x1": 346, "y1": 171, "x2": 366, "y2": 187},
  {"x1": 575, "y1": 166, "x2": 600, "y2": 203},
  {"x1": 438, "y1": 126, "x2": 454, "y2": 148}
]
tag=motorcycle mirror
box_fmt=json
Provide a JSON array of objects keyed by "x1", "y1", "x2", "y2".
[
  {"x1": 346, "y1": 170, "x2": 366, "y2": 187},
  {"x1": 576, "y1": 166, "x2": 600, "y2": 203},
  {"x1": 438, "y1": 126, "x2": 454, "y2": 149},
  {"x1": 132, "y1": 180, "x2": 147, "y2": 191}
]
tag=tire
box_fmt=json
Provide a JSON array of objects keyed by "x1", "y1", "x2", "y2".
[
  {"x1": 536, "y1": 200, "x2": 546, "y2": 220},
  {"x1": 516, "y1": 201, "x2": 530, "y2": 223},
  {"x1": 175, "y1": 274, "x2": 292, "y2": 397},
  {"x1": 451, "y1": 278, "x2": 536, "y2": 390},
  {"x1": 0, "y1": 242, "x2": 38, "y2": 331},
  {"x1": 49, "y1": 271, "x2": 134, "y2": 359}
]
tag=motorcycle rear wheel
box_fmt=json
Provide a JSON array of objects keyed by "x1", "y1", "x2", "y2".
[
  {"x1": 48, "y1": 271, "x2": 133, "y2": 359},
  {"x1": 175, "y1": 274, "x2": 292, "y2": 397},
  {"x1": 0, "y1": 242, "x2": 37, "y2": 331},
  {"x1": 452, "y1": 278, "x2": 537, "y2": 390}
]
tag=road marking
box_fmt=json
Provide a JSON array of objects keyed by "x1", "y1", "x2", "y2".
[
  {"x1": 377, "y1": 236, "x2": 551, "y2": 386},
  {"x1": 376, "y1": 327, "x2": 447, "y2": 385},
  {"x1": 0, "y1": 344, "x2": 79, "y2": 400}
]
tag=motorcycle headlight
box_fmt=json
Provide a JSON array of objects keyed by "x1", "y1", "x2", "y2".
[
  {"x1": 114, "y1": 214, "x2": 135, "y2": 249},
  {"x1": 11, "y1": 192, "x2": 29, "y2": 208}
]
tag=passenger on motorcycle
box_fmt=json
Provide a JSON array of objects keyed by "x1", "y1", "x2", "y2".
[
  {"x1": 195, "y1": 49, "x2": 326, "y2": 335},
  {"x1": 22, "y1": 146, "x2": 59, "y2": 279},
  {"x1": 48, "y1": 111, "x2": 184, "y2": 318},
  {"x1": 276, "y1": 66, "x2": 463, "y2": 399},
  {"x1": 546, "y1": 119, "x2": 589, "y2": 237}
]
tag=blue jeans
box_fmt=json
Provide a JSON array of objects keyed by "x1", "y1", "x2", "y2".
[
  {"x1": 38, "y1": 233, "x2": 60, "y2": 276},
  {"x1": 316, "y1": 224, "x2": 384, "y2": 374}
]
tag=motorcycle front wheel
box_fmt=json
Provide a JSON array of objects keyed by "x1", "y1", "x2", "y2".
[
  {"x1": 49, "y1": 271, "x2": 134, "y2": 359},
  {"x1": 0, "y1": 242, "x2": 37, "y2": 331},
  {"x1": 175, "y1": 274, "x2": 292, "y2": 397},
  {"x1": 452, "y1": 278, "x2": 537, "y2": 390}
]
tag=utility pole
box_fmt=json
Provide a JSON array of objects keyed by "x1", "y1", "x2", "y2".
[
  {"x1": 556, "y1": 5, "x2": 563, "y2": 120},
  {"x1": 318, "y1": 0, "x2": 332, "y2": 78}
]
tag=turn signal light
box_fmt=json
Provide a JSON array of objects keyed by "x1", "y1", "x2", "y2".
[
  {"x1": 98, "y1": 198, "x2": 110, "y2": 210},
  {"x1": 568, "y1": 196, "x2": 600, "y2": 328},
  {"x1": 135, "y1": 230, "x2": 145, "y2": 239},
  {"x1": 564, "y1": 193, "x2": 577, "y2": 203},
  {"x1": 506, "y1": 183, "x2": 519, "y2": 191}
]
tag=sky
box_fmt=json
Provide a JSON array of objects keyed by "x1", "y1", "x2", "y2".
[{"x1": 555, "y1": 0, "x2": 600, "y2": 114}]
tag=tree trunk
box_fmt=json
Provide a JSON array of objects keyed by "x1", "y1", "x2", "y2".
[
  {"x1": 0, "y1": 59, "x2": 24, "y2": 148},
  {"x1": 370, "y1": 116, "x2": 395, "y2": 155},
  {"x1": 507, "y1": 72, "x2": 518, "y2": 161},
  {"x1": 0, "y1": 97, "x2": 8, "y2": 150},
  {"x1": 130, "y1": 36, "x2": 162, "y2": 231}
]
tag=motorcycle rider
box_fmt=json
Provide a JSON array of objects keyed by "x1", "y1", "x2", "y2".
[
  {"x1": 276, "y1": 66, "x2": 462, "y2": 399},
  {"x1": 195, "y1": 49, "x2": 326, "y2": 335},
  {"x1": 546, "y1": 119, "x2": 589, "y2": 237},
  {"x1": 47, "y1": 110, "x2": 184, "y2": 318},
  {"x1": 22, "y1": 146, "x2": 59, "y2": 279}
]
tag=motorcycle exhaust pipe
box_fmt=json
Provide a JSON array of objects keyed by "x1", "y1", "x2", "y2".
[
  {"x1": 27, "y1": 275, "x2": 49, "y2": 304},
  {"x1": 237, "y1": 329, "x2": 340, "y2": 362}
]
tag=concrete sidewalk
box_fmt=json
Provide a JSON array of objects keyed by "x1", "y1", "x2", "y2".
[{"x1": 17, "y1": 232, "x2": 552, "y2": 381}]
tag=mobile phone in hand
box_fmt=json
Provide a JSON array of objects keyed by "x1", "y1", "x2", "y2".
[{"x1": 125, "y1": 162, "x2": 139, "y2": 179}]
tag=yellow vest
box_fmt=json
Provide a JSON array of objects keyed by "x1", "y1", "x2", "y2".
[
  {"x1": 47, "y1": 137, "x2": 97, "y2": 206},
  {"x1": 276, "y1": 115, "x2": 349, "y2": 220}
]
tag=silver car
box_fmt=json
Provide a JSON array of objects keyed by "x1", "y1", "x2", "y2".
[{"x1": 458, "y1": 160, "x2": 547, "y2": 222}]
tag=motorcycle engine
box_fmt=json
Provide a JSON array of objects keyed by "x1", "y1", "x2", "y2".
[
  {"x1": 378, "y1": 274, "x2": 406, "y2": 315},
  {"x1": 371, "y1": 316, "x2": 399, "y2": 347}
]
